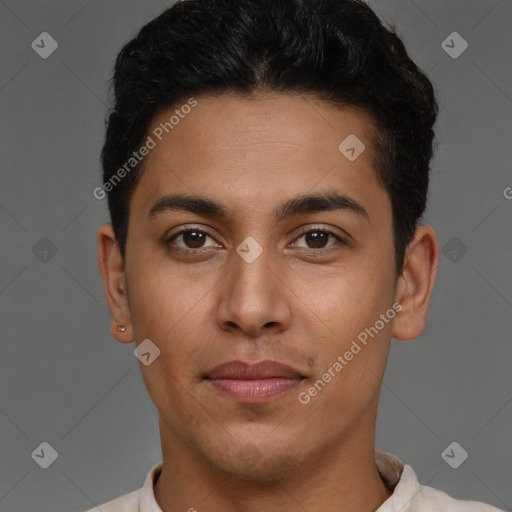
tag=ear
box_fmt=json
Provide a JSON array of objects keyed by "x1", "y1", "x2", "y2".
[
  {"x1": 97, "y1": 223, "x2": 134, "y2": 343},
  {"x1": 392, "y1": 225, "x2": 439, "y2": 341}
]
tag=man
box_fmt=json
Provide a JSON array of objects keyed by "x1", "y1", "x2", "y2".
[{"x1": 90, "y1": 0, "x2": 503, "y2": 510}]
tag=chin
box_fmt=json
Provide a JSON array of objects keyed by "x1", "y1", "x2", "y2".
[{"x1": 205, "y1": 440, "x2": 309, "y2": 482}]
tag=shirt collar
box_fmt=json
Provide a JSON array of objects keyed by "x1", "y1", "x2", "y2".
[{"x1": 139, "y1": 450, "x2": 418, "y2": 512}]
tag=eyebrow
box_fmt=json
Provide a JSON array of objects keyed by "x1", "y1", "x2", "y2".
[{"x1": 148, "y1": 191, "x2": 370, "y2": 223}]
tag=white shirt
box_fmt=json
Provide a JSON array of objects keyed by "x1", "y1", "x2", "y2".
[{"x1": 83, "y1": 450, "x2": 504, "y2": 511}]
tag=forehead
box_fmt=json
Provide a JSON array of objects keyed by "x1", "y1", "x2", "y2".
[
  {"x1": 147, "y1": 93, "x2": 377, "y2": 157},
  {"x1": 130, "y1": 93, "x2": 390, "y2": 229}
]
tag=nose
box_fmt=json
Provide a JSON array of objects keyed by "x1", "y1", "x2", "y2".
[{"x1": 215, "y1": 243, "x2": 292, "y2": 338}]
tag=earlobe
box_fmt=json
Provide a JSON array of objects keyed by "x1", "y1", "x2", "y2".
[
  {"x1": 392, "y1": 225, "x2": 439, "y2": 341},
  {"x1": 97, "y1": 223, "x2": 134, "y2": 344},
  {"x1": 109, "y1": 319, "x2": 134, "y2": 344}
]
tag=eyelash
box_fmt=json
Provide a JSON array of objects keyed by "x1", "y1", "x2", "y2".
[{"x1": 165, "y1": 226, "x2": 347, "y2": 256}]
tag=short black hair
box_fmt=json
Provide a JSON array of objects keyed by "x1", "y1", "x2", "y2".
[{"x1": 100, "y1": 0, "x2": 438, "y2": 276}]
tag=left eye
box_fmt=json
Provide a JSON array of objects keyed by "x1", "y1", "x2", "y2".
[{"x1": 292, "y1": 229, "x2": 343, "y2": 250}]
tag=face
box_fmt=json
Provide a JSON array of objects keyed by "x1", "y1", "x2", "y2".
[{"x1": 98, "y1": 93, "x2": 438, "y2": 480}]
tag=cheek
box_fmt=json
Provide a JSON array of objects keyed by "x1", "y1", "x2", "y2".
[
  {"x1": 127, "y1": 260, "x2": 212, "y2": 337},
  {"x1": 301, "y1": 319, "x2": 391, "y2": 424},
  {"x1": 135, "y1": 308, "x2": 208, "y2": 416},
  {"x1": 296, "y1": 348, "x2": 385, "y2": 436},
  {"x1": 300, "y1": 265, "x2": 394, "y2": 387},
  {"x1": 128, "y1": 267, "x2": 215, "y2": 365},
  {"x1": 298, "y1": 262, "x2": 387, "y2": 334}
]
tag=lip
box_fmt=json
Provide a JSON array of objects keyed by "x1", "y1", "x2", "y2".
[{"x1": 204, "y1": 360, "x2": 306, "y2": 403}]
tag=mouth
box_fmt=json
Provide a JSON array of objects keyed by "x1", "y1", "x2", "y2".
[{"x1": 204, "y1": 360, "x2": 307, "y2": 403}]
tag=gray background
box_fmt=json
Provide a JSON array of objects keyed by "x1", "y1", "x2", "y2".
[{"x1": 0, "y1": 0, "x2": 511, "y2": 511}]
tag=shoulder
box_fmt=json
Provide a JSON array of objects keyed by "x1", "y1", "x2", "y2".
[
  {"x1": 418, "y1": 482, "x2": 505, "y2": 511},
  {"x1": 398, "y1": 465, "x2": 504, "y2": 512},
  {"x1": 81, "y1": 488, "x2": 140, "y2": 512},
  {"x1": 80, "y1": 461, "x2": 162, "y2": 512},
  {"x1": 375, "y1": 451, "x2": 504, "y2": 512}
]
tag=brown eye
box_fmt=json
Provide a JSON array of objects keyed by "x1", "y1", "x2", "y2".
[
  {"x1": 293, "y1": 229, "x2": 344, "y2": 251},
  {"x1": 304, "y1": 231, "x2": 330, "y2": 249},
  {"x1": 167, "y1": 229, "x2": 220, "y2": 251},
  {"x1": 181, "y1": 231, "x2": 207, "y2": 248}
]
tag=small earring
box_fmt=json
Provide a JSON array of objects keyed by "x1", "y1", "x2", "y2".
[{"x1": 117, "y1": 325, "x2": 127, "y2": 332}]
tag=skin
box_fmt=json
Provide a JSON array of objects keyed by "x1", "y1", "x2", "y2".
[{"x1": 98, "y1": 93, "x2": 439, "y2": 512}]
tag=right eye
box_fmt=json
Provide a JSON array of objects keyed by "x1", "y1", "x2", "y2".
[{"x1": 166, "y1": 228, "x2": 222, "y2": 252}]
